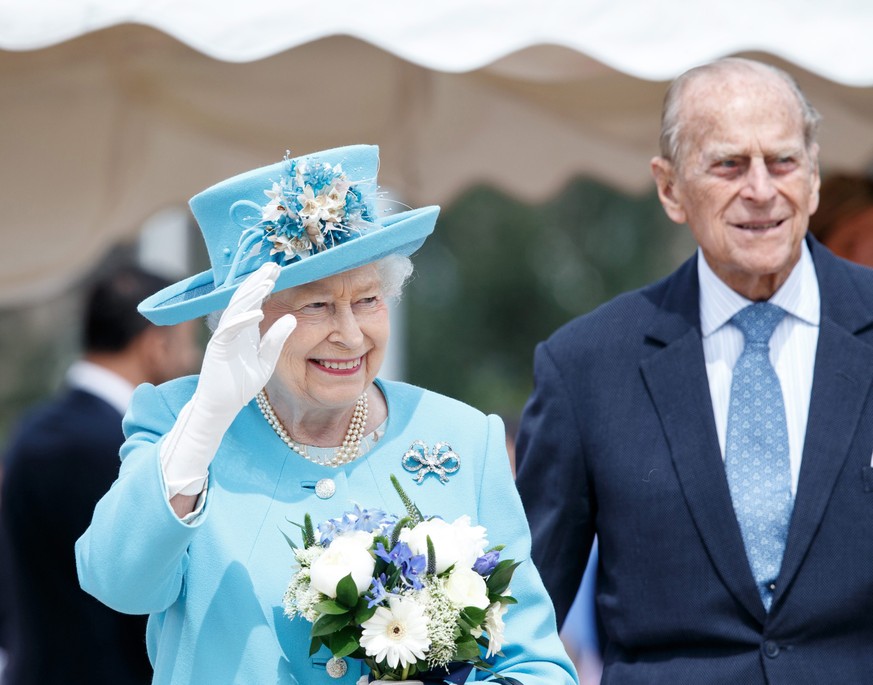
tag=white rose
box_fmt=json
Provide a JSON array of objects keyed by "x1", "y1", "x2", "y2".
[
  {"x1": 444, "y1": 567, "x2": 490, "y2": 610},
  {"x1": 309, "y1": 531, "x2": 375, "y2": 598},
  {"x1": 399, "y1": 516, "x2": 487, "y2": 574}
]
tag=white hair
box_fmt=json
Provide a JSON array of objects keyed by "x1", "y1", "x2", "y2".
[{"x1": 659, "y1": 57, "x2": 822, "y2": 168}]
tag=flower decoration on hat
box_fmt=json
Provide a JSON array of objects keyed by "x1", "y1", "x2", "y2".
[{"x1": 250, "y1": 152, "x2": 378, "y2": 264}]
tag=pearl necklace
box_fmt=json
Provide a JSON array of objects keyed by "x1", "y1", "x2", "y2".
[{"x1": 255, "y1": 389, "x2": 369, "y2": 468}]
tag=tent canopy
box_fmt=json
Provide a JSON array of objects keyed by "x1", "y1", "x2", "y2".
[{"x1": 3, "y1": 0, "x2": 873, "y2": 305}]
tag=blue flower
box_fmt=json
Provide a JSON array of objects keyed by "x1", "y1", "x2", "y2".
[
  {"x1": 366, "y1": 574, "x2": 391, "y2": 608},
  {"x1": 317, "y1": 520, "x2": 340, "y2": 545},
  {"x1": 349, "y1": 504, "x2": 394, "y2": 534},
  {"x1": 373, "y1": 541, "x2": 426, "y2": 589},
  {"x1": 375, "y1": 540, "x2": 410, "y2": 566},
  {"x1": 401, "y1": 553, "x2": 427, "y2": 590},
  {"x1": 473, "y1": 550, "x2": 501, "y2": 576}
]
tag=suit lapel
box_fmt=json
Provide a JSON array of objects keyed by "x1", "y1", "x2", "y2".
[
  {"x1": 774, "y1": 239, "x2": 873, "y2": 605},
  {"x1": 640, "y1": 256, "x2": 766, "y2": 622}
]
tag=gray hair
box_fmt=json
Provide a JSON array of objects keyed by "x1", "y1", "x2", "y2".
[
  {"x1": 205, "y1": 254, "x2": 414, "y2": 332},
  {"x1": 658, "y1": 57, "x2": 822, "y2": 167}
]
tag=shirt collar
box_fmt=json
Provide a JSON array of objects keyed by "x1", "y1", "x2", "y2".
[
  {"x1": 65, "y1": 360, "x2": 135, "y2": 415},
  {"x1": 698, "y1": 239, "x2": 820, "y2": 338}
]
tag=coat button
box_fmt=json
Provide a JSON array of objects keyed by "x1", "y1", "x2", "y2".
[
  {"x1": 315, "y1": 478, "x2": 336, "y2": 499},
  {"x1": 325, "y1": 656, "x2": 347, "y2": 678},
  {"x1": 763, "y1": 640, "x2": 780, "y2": 658}
]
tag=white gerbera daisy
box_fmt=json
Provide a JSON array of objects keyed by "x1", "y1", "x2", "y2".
[
  {"x1": 360, "y1": 596, "x2": 431, "y2": 669},
  {"x1": 484, "y1": 601, "x2": 509, "y2": 658}
]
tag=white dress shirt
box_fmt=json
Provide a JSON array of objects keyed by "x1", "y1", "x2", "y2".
[
  {"x1": 698, "y1": 242, "x2": 820, "y2": 496},
  {"x1": 65, "y1": 359, "x2": 135, "y2": 415}
]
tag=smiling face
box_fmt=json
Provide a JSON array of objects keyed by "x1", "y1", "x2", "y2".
[
  {"x1": 260, "y1": 263, "x2": 389, "y2": 413},
  {"x1": 652, "y1": 65, "x2": 821, "y2": 300}
]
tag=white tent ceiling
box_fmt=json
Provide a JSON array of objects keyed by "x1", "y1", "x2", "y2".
[{"x1": 2, "y1": 0, "x2": 873, "y2": 306}]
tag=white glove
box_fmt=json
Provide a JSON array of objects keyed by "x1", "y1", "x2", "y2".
[{"x1": 160, "y1": 262, "x2": 297, "y2": 497}]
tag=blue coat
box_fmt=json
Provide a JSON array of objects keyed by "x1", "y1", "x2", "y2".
[
  {"x1": 516, "y1": 236, "x2": 873, "y2": 684},
  {"x1": 77, "y1": 378, "x2": 577, "y2": 685}
]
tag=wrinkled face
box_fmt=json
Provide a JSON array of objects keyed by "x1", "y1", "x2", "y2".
[
  {"x1": 260, "y1": 264, "x2": 389, "y2": 411},
  {"x1": 652, "y1": 69, "x2": 820, "y2": 300}
]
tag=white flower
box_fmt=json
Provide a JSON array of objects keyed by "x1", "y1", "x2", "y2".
[
  {"x1": 483, "y1": 601, "x2": 509, "y2": 658},
  {"x1": 399, "y1": 516, "x2": 487, "y2": 574},
  {"x1": 266, "y1": 232, "x2": 309, "y2": 260},
  {"x1": 284, "y1": 546, "x2": 327, "y2": 621},
  {"x1": 262, "y1": 181, "x2": 293, "y2": 222},
  {"x1": 298, "y1": 185, "x2": 343, "y2": 227},
  {"x1": 444, "y1": 567, "x2": 490, "y2": 610},
  {"x1": 309, "y1": 531, "x2": 375, "y2": 598},
  {"x1": 293, "y1": 545, "x2": 324, "y2": 568},
  {"x1": 360, "y1": 596, "x2": 431, "y2": 669},
  {"x1": 420, "y1": 578, "x2": 459, "y2": 669}
]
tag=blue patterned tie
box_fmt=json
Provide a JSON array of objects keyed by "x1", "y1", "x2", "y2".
[{"x1": 725, "y1": 302, "x2": 792, "y2": 611}]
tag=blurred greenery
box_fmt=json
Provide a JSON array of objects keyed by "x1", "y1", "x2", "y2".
[
  {"x1": 404, "y1": 178, "x2": 695, "y2": 421},
  {"x1": 0, "y1": 178, "x2": 696, "y2": 446}
]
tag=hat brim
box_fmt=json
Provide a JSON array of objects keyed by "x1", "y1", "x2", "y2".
[{"x1": 139, "y1": 205, "x2": 439, "y2": 325}]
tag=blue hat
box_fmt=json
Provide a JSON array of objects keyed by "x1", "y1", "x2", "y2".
[{"x1": 138, "y1": 145, "x2": 439, "y2": 325}]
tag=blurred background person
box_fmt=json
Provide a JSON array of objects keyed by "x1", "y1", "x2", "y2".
[
  {"x1": 0, "y1": 262, "x2": 200, "y2": 685},
  {"x1": 808, "y1": 172, "x2": 873, "y2": 267}
]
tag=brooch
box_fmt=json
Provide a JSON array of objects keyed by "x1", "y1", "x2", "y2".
[{"x1": 402, "y1": 440, "x2": 461, "y2": 484}]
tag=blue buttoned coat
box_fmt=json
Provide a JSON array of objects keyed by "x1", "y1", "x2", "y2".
[{"x1": 76, "y1": 377, "x2": 577, "y2": 685}]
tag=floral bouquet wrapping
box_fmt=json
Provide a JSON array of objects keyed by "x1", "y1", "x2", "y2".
[{"x1": 283, "y1": 476, "x2": 520, "y2": 684}]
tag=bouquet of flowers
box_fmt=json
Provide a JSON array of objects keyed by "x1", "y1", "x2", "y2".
[{"x1": 283, "y1": 475, "x2": 520, "y2": 684}]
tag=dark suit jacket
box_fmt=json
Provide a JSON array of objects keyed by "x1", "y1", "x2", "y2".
[
  {"x1": 516, "y1": 236, "x2": 873, "y2": 684},
  {"x1": 1, "y1": 387, "x2": 152, "y2": 685}
]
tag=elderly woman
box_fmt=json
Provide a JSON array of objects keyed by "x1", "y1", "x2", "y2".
[{"x1": 76, "y1": 146, "x2": 576, "y2": 685}]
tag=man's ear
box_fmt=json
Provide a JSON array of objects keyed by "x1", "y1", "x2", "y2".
[
  {"x1": 132, "y1": 325, "x2": 165, "y2": 378},
  {"x1": 651, "y1": 156, "x2": 687, "y2": 225},
  {"x1": 807, "y1": 143, "x2": 821, "y2": 216}
]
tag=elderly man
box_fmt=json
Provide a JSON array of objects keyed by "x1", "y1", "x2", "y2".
[{"x1": 516, "y1": 57, "x2": 873, "y2": 683}]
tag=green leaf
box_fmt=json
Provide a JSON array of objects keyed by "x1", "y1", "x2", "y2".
[
  {"x1": 303, "y1": 513, "x2": 315, "y2": 548},
  {"x1": 426, "y1": 535, "x2": 437, "y2": 575},
  {"x1": 454, "y1": 634, "x2": 482, "y2": 661},
  {"x1": 461, "y1": 606, "x2": 487, "y2": 627},
  {"x1": 279, "y1": 527, "x2": 298, "y2": 550},
  {"x1": 354, "y1": 598, "x2": 378, "y2": 624},
  {"x1": 390, "y1": 474, "x2": 424, "y2": 524},
  {"x1": 335, "y1": 574, "x2": 359, "y2": 610},
  {"x1": 311, "y1": 612, "x2": 350, "y2": 637},
  {"x1": 314, "y1": 599, "x2": 348, "y2": 615},
  {"x1": 287, "y1": 514, "x2": 316, "y2": 549},
  {"x1": 308, "y1": 636, "x2": 323, "y2": 656},
  {"x1": 328, "y1": 627, "x2": 361, "y2": 658},
  {"x1": 485, "y1": 559, "x2": 521, "y2": 595},
  {"x1": 390, "y1": 516, "x2": 412, "y2": 547}
]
